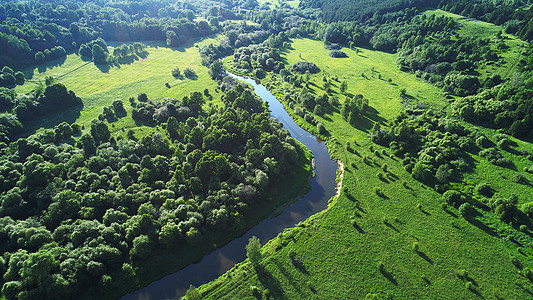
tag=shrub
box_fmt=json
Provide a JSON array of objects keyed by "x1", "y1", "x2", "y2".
[
  {"x1": 475, "y1": 182, "x2": 493, "y2": 197},
  {"x1": 456, "y1": 269, "x2": 468, "y2": 279},
  {"x1": 329, "y1": 50, "x2": 348, "y2": 58},
  {"x1": 458, "y1": 203, "x2": 474, "y2": 218},
  {"x1": 520, "y1": 225, "x2": 528, "y2": 232},
  {"x1": 521, "y1": 202, "x2": 533, "y2": 218},
  {"x1": 183, "y1": 67, "x2": 196, "y2": 79},
  {"x1": 291, "y1": 61, "x2": 320, "y2": 74},
  {"x1": 412, "y1": 242, "x2": 419, "y2": 252},
  {"x1": 250, "y1": 285, "x2": 261, "y2": 296},
  {"x1": 514, "y1": 173, "x2": 529, "y2": 185},
  {"x1": 171, "y1": 67, "x2": 180, "y2": 77},
  {"x1": 317, "y1": 123, "x2": 327, "y2": 135},
  {"x1": 443, "y1": 190, "x2": 463, "y2": 207}
]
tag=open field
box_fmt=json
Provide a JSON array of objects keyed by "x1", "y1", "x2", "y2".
[
  {"x1": 199, "y1": 38, "x2": 533, "y2": 299},
  {"x1": 258, "y1": 0, "x2": 300, "y2": 9},
  {"x1": 16, "y1": 39, "x2": 222, "y2": 136}
]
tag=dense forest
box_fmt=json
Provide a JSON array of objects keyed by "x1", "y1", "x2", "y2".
[
  {"x1": 0, "y1": 79, "x2": 306, "y2": 299},
  {"x1": 2, "y1": 0, "x2": 533, "y2": 299}
]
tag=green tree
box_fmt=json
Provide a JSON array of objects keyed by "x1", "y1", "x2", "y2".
[
  {"x1": 209, "y1": 60, "x2": 225, "y2": 80},
  {"x1": 246, "y1": 236, "x2": 262, "y2": 266},
  {"x1": 92, "y1": 44, "x2": 107, "y2": 64}
]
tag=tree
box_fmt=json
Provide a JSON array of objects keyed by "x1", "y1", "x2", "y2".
[
  {"x1": 35, "y1": 52, "x2": 45, "y2": 62},
  {"x1": 340, "y1": 80, "x2": 348, "y2": 93},
  {"x1": 166, "y1": 30, "x2": 179, "y2": 47},
  {"x1": 186, "y1": 92, "x2": 205, "y2": 112},
  {"x1": 209, "y1": 60, "x2": 225, "y2": 80},
  {"x1": 92, "y1": 44, "x2": 107, "y2": 64},
  {"x1": 246, "y1": 236, "x2": 262, "y2": 266},
  {"x1": 183, "y1": 68, "x2": 196, "y2": 79},
  {"x1": 171, "y1": 67, "x2": 181, "y2": 78}
]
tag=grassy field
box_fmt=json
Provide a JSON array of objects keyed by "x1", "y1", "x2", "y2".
[
  {"x1": 198, "y1": 38, "x2": 533, "y2": 299},
  {"x1": 16, "y1": 39, "x2": 222, "y2": 137},
  {"x1": 425, "y1": 9, "x2": 526, "y2": 80},
  {"x1": 280, "y1": 38, "x2": 447, "y2": 120},
  {"x1": 258, "y1": 0, "x2": 300, "y2": 9}
]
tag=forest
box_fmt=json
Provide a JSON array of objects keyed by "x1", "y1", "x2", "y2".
[{"x1": 2, "y1": 0, "x2": 533, "y2": 299}]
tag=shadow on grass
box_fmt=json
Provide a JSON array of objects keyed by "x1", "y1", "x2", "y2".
[
  {"x1": 290, "y1": 259, "x2": 309, "y2": 275},
  {"x1": 384, "y1": 222, "x2": 400, "y2": 233},
  {"x1": 444, "y1": 209, "x2": 458, "y2": 218},
  {"x1": 19, "y1": 105, "x2": 83, "y2": 139},
  {"x1": 96, "y1": 63, "x2": 111, "y2": 73},
  {"x1": 466, "y1": 217, "x2": 497, "y2": 237},
  {"x1": 352, "y1": 221, "x2": 365, "y2": 233},
  {"x1": 416, "y1": 251, "x2": 434, "y2": 265},
  {"x1": 379, "y1": 268, "x2": 398, "y2": 286},
  {"x1": 255, "y1": 265, "x2": 286, "y2": 300}
]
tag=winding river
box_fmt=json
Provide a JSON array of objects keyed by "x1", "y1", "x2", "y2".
[{"x1": 121, "y1": 73, "x2": 338, "y2": 300}]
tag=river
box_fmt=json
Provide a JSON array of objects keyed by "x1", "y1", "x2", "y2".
[{"x1": 121, "y1": 72, "x2": 338, "y2": 300}]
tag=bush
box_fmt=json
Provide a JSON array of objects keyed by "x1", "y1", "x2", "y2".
[
  {"x1": 291, "y1": 61, "x2": 320, "y2": 74},
  {"x1": 514, "y1": 173, "x2": 529, "y2": 185},
  {"x1": 475, "y1": 183, "x2": 493, "y2": 197},
  {"x1": 183, "y1": 68, "x2": 196, "y2": 79},
  {"x1": 317, "y1": 123, "x2": 327, "y2": 135},
  {"x1": 329, "y1": 50, "x2": 348, "y2": 58},
  {"x1": 171, "y1": 67, "x2": 180, "y2": 77},
  {"x1": 458, "y1": 203, "x2": 474, "y2": 218},
  {"x1": 412, "y1": 242, "x2": 419, "y2": 252}
]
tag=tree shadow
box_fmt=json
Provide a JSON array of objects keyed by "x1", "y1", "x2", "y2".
[
  {"x1": 384, "y1": 221, "x2": 400, "y2": 233},
  {"x1": 18, "y1": 105, "x2": 83, "y2": 139},
  {"x1": 444, "y1": 209, "x2": 458, "y2": 218},
  {"x1": 419, "y1": 208, "x2": 431, "y2": 216},
  {"x1": 352, "y1": 220, "x2": 365, "y2": 233},
  {"x1": 96, "y1": 63, "x2": 111, "y2": 73},
  {"x1": 255, "y1": 265, "x2": 286, "y2": 299},
  {"x1": 467, "y1": 217, "x2": 497, "y2": 237},
  {"x1": 37, "y1": 56, "x2": 68, "y2": 73},
  {"x1": 290, "y1": 259, "x2": 309, "y2": 275},
  {"x1": 379, "y1": 268, "x2": 398, "y2": 286},
  {"x1": 416, "y1": 251, "x2": 434, "y2": 265}
]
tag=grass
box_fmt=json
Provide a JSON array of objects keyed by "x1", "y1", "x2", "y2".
[
  {"x1": 258, "y1": 0, "x2": 300, "y2": 9},
  {"x1": 198, "y1": 37, "x2": 533, "y2": 299},
  {"x1": 15, "y1": 39, "x2": 222, "y2": 137},
  {"x1": 280, "y1": 38, "x2": 447, "y2": 121},
  {"x1": 425, "y1": 9, "x2": 526, "y2": 80}
]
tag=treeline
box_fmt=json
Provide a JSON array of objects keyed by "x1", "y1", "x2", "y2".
[
  {"x1": 437, "y1": 0, "x2": 533, "y2": 41},
  {"x1": 0, "y1": 82, "x2": 82, "y2": 143},
  {"x1": 0, "y1": 81, "x2": 305, "y2": 300},
  {"x1": 298, "y1": 0, "x2": 440, "y2": 22},
  {"x1": 0, "y1": 0, "x2": 229, "y2": 69}
]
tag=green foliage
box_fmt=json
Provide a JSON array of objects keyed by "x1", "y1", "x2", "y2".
[{"x1": 246, "y1": 236, "x2": 262, "y2": 266}]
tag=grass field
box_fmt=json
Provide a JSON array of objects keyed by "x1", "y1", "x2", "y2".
[
  {"x1": 280, "y1": 38, "x2": 447, "y2": 120},
  {"x1": 16, "y1": 39, "x2": 222, "y2": 137},
  {"x1": 258, "y1": 0, "x2": 300, "y2": 9},
  {"x1": 199, "y1": 38, "x2": 533, "y2": 299},
  {"x1": 425, "y1": 9, "x2": 525, "y2": 80}
]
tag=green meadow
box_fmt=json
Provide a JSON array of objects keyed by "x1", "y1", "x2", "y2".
[
  {"x1": 16, "y1": 40, "x2": 221, "y2": 137},
  {"x1": 199, "y1": 37, "x2": 533, "y2": 299},
  {"x1": 258, "y1": 0, "x2": 300, "y2": 9}
]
